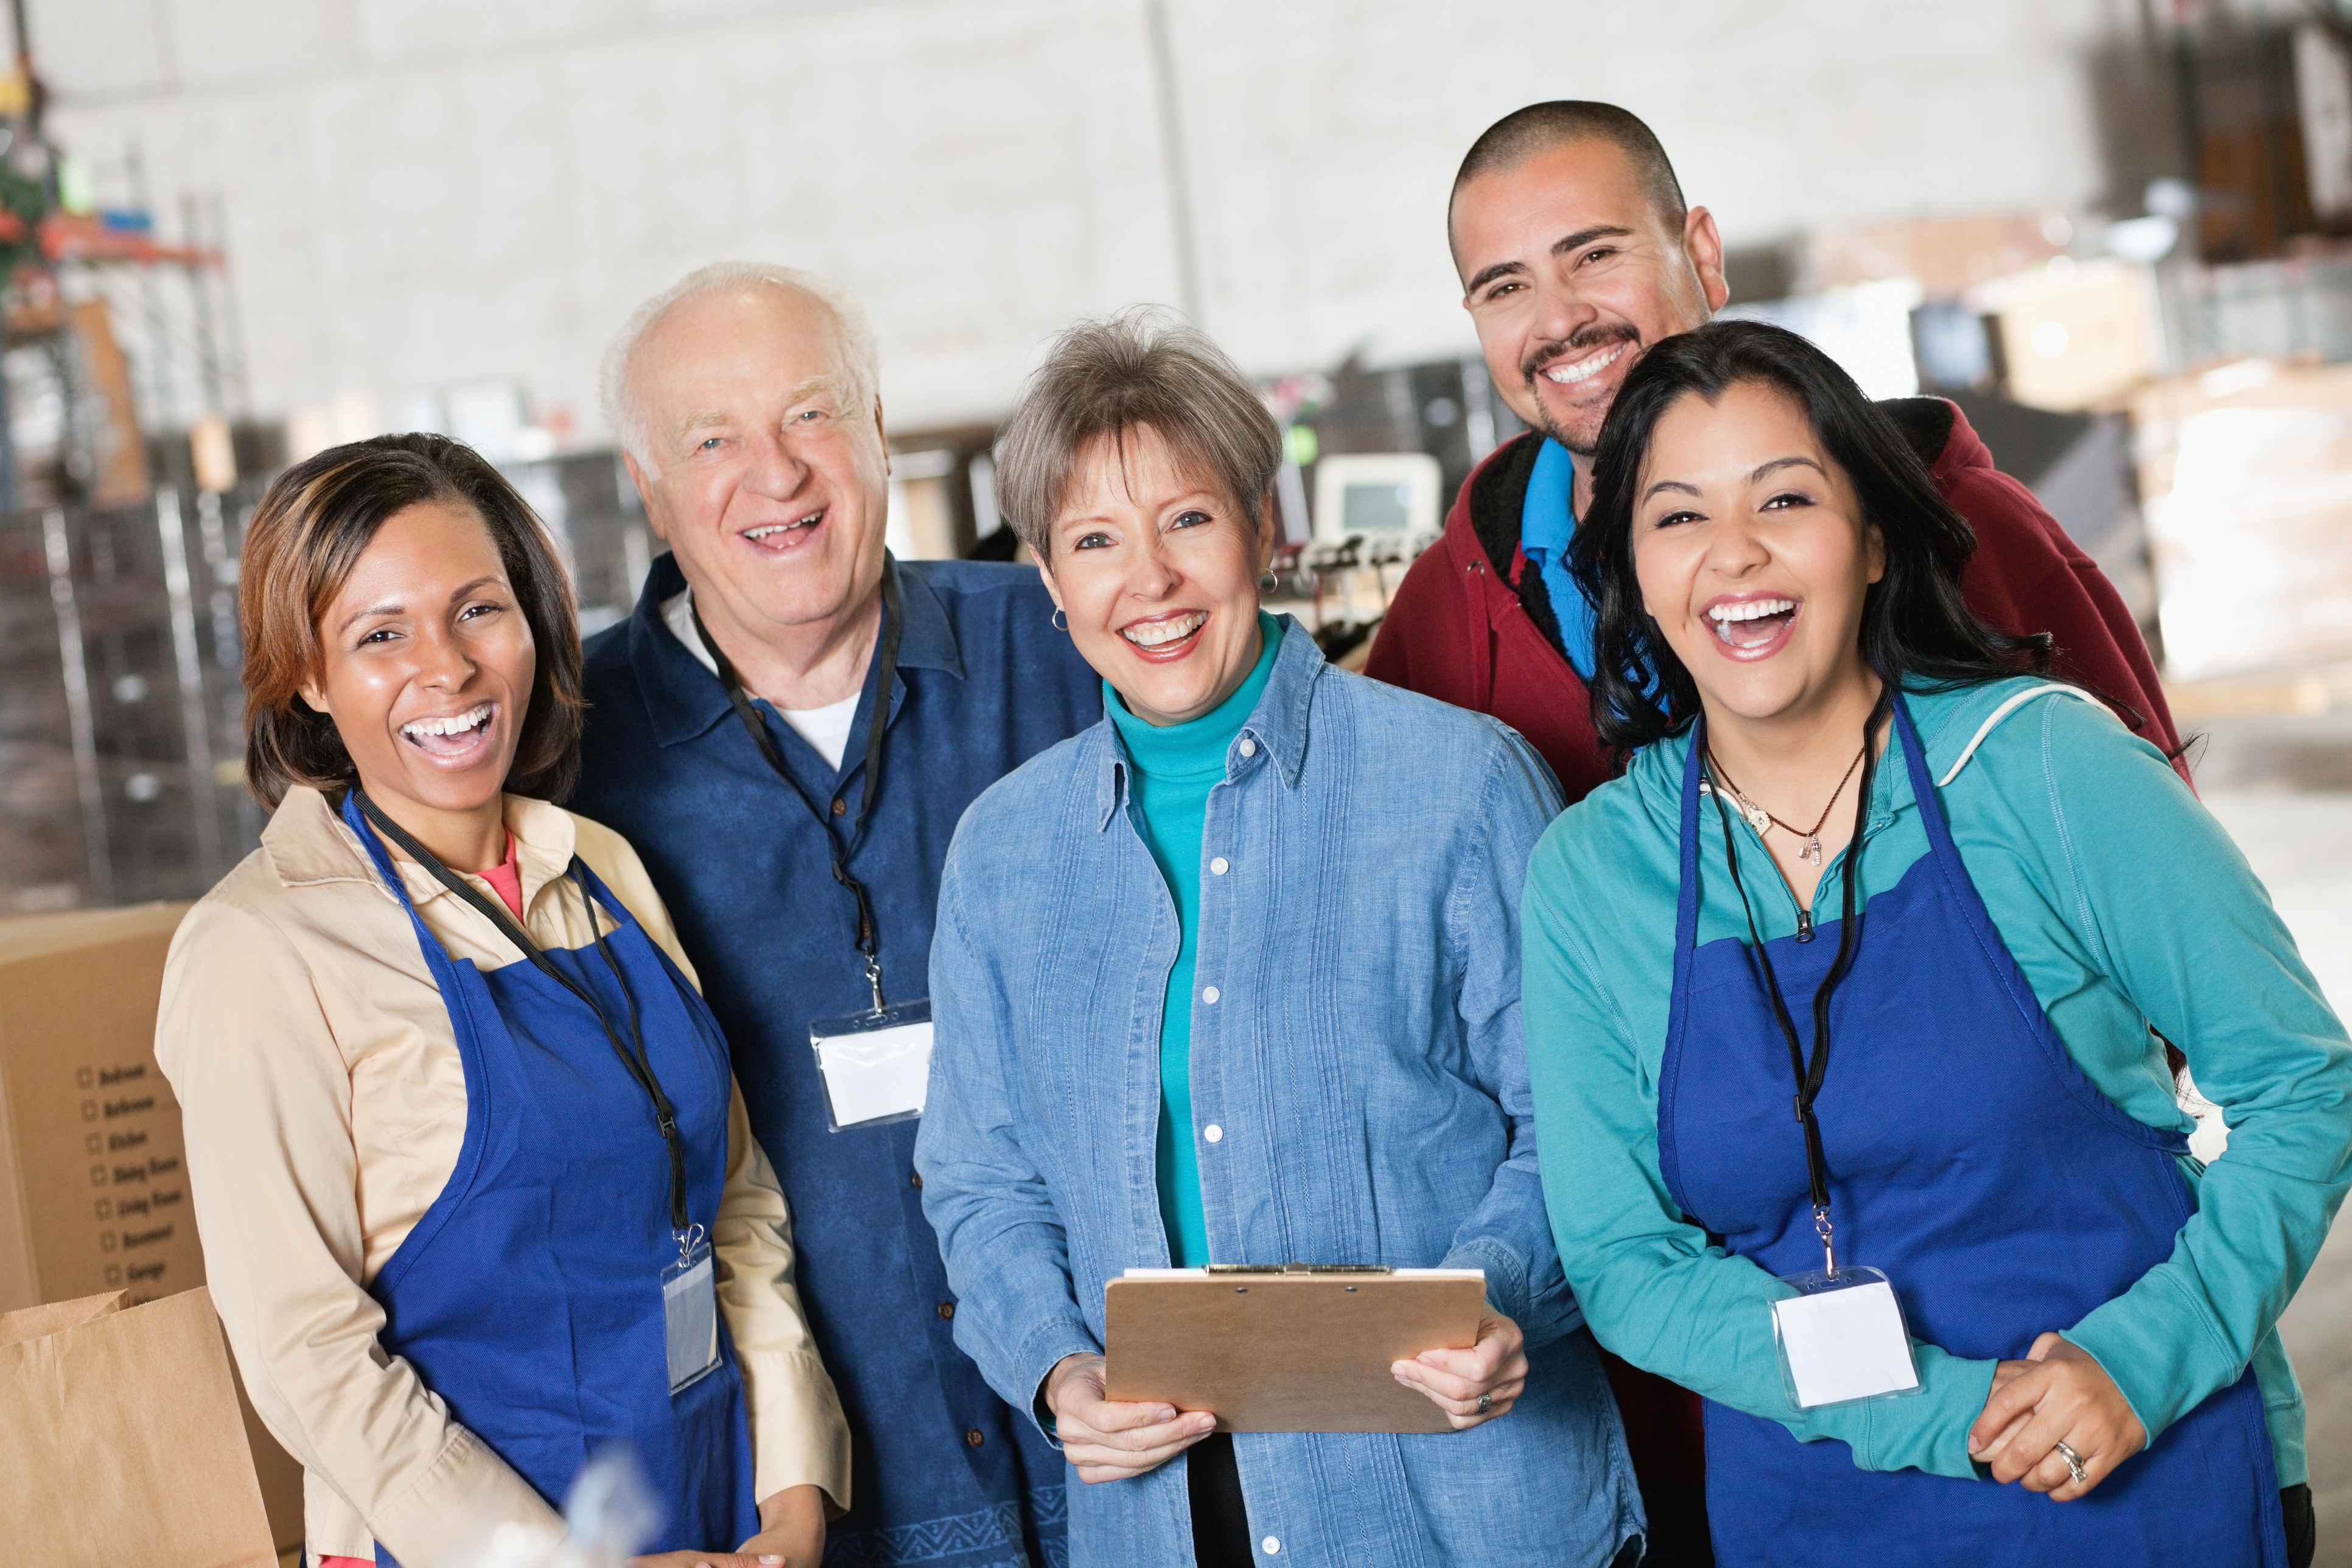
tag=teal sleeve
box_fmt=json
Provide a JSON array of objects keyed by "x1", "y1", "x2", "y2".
[
  {"x1": 1521, "y1": 848, "x2": 1996, "y2": 1479},
  {"x1": 2023, "y1": 698, "x2": 2352, "y2": 1447}
]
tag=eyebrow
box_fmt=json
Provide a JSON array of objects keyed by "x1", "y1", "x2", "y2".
[
  {"x1": 335, "y1": 576, "x2": 503, "y2": 635},
  {"x1": 670, "y1": 376, "x2": 844, "y2": 447},
  {"x1": 1639, "y1": 456, "x2": 1830, "y2": 505},
  {"x1": 1463, "y1": 225, "x2": 1636, "y2": 296}
]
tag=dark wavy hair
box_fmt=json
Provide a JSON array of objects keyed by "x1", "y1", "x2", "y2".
[
  {"x1": 240, "y1": 432, "x2": 586, "y2": 807},
  {"x1": 1569, "y1": 320, "x2": 2048, "y2": 752}
]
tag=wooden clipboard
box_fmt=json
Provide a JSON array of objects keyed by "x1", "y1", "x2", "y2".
[{"x1": 1103, "y1": 1265, "x2": 1485, "y2": 1433}]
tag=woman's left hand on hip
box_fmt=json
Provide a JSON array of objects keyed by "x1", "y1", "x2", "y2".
[
  {"x1": 1391, "y1": 1308, "x2": 1528, "y2": 1429},
  {"x1": 1966, "y1": 1331, "x2": 2147, "y2": 1499}
]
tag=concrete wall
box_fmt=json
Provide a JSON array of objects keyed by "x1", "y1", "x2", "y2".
[{"x1": 38, "y1": 0, "x2": 2143, "y2": 441}]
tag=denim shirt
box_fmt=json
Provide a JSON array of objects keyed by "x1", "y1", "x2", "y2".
[{"x1": 915, "y1": 621, "x2": 1643, "y2": 1568}]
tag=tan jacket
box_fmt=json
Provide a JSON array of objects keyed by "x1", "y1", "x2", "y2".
[{"x1": 155, "y1": 788, "x2": 850, "y2": 1566}]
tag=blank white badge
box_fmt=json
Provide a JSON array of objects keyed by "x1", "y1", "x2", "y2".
[
  {"x1": 1770, "y1": 1269, "x2": 1922, "y2": 1409},
  {"x1": 810, "y1": 999, "x2": 934, "y2": 1131}
]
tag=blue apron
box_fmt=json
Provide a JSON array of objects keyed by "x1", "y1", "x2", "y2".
[
  {"x1": 341, "y1": 791, "x2": 759, "y2": 1564},
  {"x1": 1656, "y1": 696, "x2": 2286, "y2": 1567}
]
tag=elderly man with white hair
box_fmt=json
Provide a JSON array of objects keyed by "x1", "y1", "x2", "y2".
[{"x1": 572, "y1": 263, "x2": 1100, "y2": 1568}]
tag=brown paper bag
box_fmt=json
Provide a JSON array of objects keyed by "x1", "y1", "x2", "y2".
[{"x1": 0, "y1": 1286, "x2": 276, "y2": 1566}]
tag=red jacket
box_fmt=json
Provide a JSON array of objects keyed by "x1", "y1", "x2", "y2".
[
  {"x1": 1365, "y1": 401, "x2": 2183, "y2": 802},
  {"x1": 1362, "y1": 401, "x2": 2183, "y2": 1489}
]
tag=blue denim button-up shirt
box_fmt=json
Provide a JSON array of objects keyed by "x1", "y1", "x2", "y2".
[{"x1": 916, "y1": 621, "x2": 1642, "y2": 1568}]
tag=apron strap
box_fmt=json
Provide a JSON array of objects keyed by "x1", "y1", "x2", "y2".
[{"x1": 339, "y1": 786, "x2": 460, "y2": 961}]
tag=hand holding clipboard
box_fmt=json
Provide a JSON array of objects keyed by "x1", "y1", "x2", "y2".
[{"x1": 1102, "y1": 1264, "x2": 1522, "y2": 1434}]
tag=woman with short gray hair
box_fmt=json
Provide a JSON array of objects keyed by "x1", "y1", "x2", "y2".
[{"x1": 913, "y1": 311, "x2": 1644, "y2": 1567}]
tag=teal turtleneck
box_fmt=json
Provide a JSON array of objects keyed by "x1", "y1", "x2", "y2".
[{"x1": 1105, "y1": 610, "x2": 1284, "y2": 1267}]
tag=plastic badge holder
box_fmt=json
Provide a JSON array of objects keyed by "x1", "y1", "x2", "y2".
[
  {"x1": 660, "y1": 1230, "x2": 721, "y2": 1395},
  {"x1": 809, "y1": 998, "x2": 934, "y2": 1132},
  {"x1": 1771, "y1": 1264, "x2": 1924, "y2": 1410}
]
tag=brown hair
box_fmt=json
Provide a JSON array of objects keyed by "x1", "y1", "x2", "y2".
[
  {"x1": 239, "y1": 433, "x2": 586, "y2": 808},
  {"x1": 993, "y1": 308, "x2": 1283, "y2": 559}
]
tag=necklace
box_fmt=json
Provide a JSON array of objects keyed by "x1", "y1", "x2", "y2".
[{"x1": 1706, "y1": 741, "x2": 1867, "y2": 867}]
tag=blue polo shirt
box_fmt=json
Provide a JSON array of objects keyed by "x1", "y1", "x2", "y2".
[{"x1": 573, "y1": 551, "x2": 1102, "y2": 1568}]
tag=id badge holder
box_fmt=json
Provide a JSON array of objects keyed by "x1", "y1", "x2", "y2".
[
  {"x1": 810, "y1": 998, "x2": 934, "y2": 1133},
  {"x1": 660, "y1": 1226, "x2": 721, "y2": 1395},
  {"x1": 1770, "y1": 1264, "x2": 1923, "y2": 1411}
]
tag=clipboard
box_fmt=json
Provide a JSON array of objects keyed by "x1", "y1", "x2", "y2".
[{"x1": 1104, "y1": 1264, "x2": 1486, "y2": 1433}]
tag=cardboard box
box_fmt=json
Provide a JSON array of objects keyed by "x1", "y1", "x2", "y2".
[
  {"x1": 2131, "y1": 360, "x2": 2352, "y2": 680},
  {"x1": 1985, "y1": 260, "x2": 2159, "y2": 413},
  {"x1": 0, "y1": 903, "x2": 306, "y2": 1555},
  {"x1": 1807, "y1": 211, "x2": 2072, "y2": 299}
]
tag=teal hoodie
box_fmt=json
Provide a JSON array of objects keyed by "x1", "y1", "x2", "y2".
[{"x1": 1522, "y1": 676, "x2": 2352, "y2": 1486}]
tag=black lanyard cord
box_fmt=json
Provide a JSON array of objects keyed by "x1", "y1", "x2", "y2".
[
  {"x1": 1704, "y1": 686, "x2": 1890, "y2": 1264},
  {"x1": 353, "y1": 790, "x2": 692, "y2": 1235},
  {"x1": 691, "y1": 560, "x2": 903, "y2": 1009}
]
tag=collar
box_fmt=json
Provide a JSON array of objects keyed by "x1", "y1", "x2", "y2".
[
  {"x1": 630, "y1": 550, "x2": 964, "y2": 748},
  {"x1": 262, "y1": 785, "x2": 579, "y2": 908},
  {"x1": 1094, "y1": 611, "x2": 1321, "y2": 829},
  {"x1": 1519, "y1": 438, "x2": 1576, "y2": 561}
]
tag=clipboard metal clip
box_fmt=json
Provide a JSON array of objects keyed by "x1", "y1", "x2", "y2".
[{"x1": 1203, "y1": 1262, "x2": 1395, "y2": 1276}]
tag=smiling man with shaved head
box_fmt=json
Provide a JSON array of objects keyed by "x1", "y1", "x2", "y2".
[
  {"x1": 1365, "y1": 102, "x2": 2189, "y2": 1567},
  {"x1": 1368, "y1": 101, "x2": 2180, "y2": 802},
  {"x1": 570, "y1": 263, "x2": 1101, "y2": 1568}
]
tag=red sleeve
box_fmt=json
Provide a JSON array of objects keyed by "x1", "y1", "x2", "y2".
[
  {"x1": 1941, "y1": 464, "x2": 2189, "y2": 782},
  {"x1": 1363, "y1": 537, "x2": 1472, "y2": 706}
]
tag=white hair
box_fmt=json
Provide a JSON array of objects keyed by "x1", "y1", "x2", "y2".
[{"x1": 600, "y1": 261, "x2": 880, "y2": 473}]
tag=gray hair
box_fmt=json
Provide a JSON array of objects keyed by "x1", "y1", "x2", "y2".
[
  {"x1": 995, "y1": 309, "x2": 1282, "y2": 559},
  {"x1": 600, "y1": 261, "x2": 880, "y2": 473}
]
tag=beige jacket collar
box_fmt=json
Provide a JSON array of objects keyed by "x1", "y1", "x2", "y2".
[{"x1": 262, "y1": 786, "x2": 581, "y2": 918}]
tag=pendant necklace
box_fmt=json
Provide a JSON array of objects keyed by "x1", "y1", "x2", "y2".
[{"x1": 1705, "y1": 741, "x2": 1867, "y2": 867}]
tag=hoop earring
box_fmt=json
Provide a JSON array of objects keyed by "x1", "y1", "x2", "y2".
[
  {"x1": 1051, "y1": 607, "x2": 1068, "y2": 631},
  {"x1": 1259, "y1": 569, "x2": 1279, "y2": 593}
]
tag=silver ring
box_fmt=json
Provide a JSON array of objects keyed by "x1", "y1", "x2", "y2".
[
  {"x1": 2053, "y1": 1438, "x2": 2088, "y2": 1486},
  {"x1": 1475, "y1": 1391, "x2": 1491, "y2": 1416}
]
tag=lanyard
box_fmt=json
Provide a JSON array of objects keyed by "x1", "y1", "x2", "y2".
[
  {"x1": 353, "y1": 789, "x2": 693, "y2": 1237},
  {"x1": 691, "y1": 559, "x2": 905, "y2": 1013},
  {"x1": 1703, "y1": 685, "x2": 1889, "y2": 1278}
]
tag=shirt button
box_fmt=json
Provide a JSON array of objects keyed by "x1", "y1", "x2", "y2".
[
  {"x1": 937, "y1": 1301, "x2": 955, "y2": 1320},
  {"x1": 1210, "y1": 856, "x2": 1229, "y2": 875},
  {"x1": 1262, "y1": 1538, "x2": 1281, "y2": 1556},
  {"x1": 965, "y1": 1429, "x2": 985, "y2": 1447},
  {"x1": 1202, "y1": 985, "x2": 1220, "y2": 1004},
  {"x1": 1237, "y1": 738, "x2": 1257, "y2": 758},
  {"x1": 909, "y1": 1170, "x2": 923, "y2": 1188},
  {"x1": 831, "y1": 797, "x2": 847, "y2": 816},
  {"x1": 1204, "y1": 1124, "x2": 1223, "y2": 1143}
]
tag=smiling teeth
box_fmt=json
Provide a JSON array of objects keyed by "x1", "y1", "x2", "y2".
[
  {"x1": 746, "y1": 513, "x2": 822, "y2": 540},
  {"x1": 1544, "y1": 345, "x2": 1627, "y2": 386},
  {"x1": 402, "y1": 704, "x2": 491, "y2": 738},
  {"x1": 1709, "y1": 598, "x2": 1796, "y2": 623},
  {"x1": 1123, "y1": 612, "x2": 1206, "y2": 648}
]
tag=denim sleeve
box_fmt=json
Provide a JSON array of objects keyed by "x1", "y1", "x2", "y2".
[
  {"x1": 914, "y1": 859, "x2": 1099, "y2": 1439},
  {"x1": 1522, "y1": 830, "x2": 1999, "y2": 1479},
  {"x1": 1436, "y1": 727, "x2": 1584, "y2": 1348},
  {"x1": 2026, "y1": 698, "x2": 2352, "y2": 1447}
]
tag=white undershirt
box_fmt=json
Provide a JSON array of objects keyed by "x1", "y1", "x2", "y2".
[{"x1": 662, "y1": 587, "x2": 863, "y2": 772}]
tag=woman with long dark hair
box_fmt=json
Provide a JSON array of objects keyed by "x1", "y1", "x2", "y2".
[{"x1": 1520, "y1": 320, "x2": 2345, "y2": 1567}]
